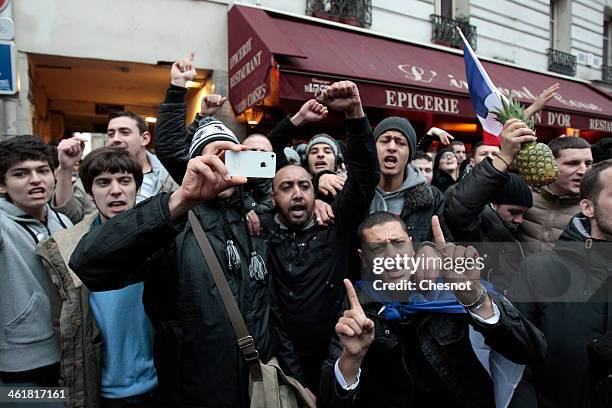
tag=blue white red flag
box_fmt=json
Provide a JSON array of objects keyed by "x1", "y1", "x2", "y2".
[{"x1": 460, "y1": 30, "x2": 507, "y2": 146}]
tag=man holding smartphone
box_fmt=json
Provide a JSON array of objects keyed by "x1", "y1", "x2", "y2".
[{"x1": 261, "y1": 81, "x2": 380, "y2": 393}]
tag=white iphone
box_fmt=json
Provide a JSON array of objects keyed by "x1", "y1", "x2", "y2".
[{"x1": 225, "y1": 151, "x2": 276, "y2": 178}]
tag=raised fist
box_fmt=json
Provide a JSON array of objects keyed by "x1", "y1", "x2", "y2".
[
  {"x1": 201, "y1": 94, "x2": 227, "y2": 117},
  {"x1": 171, "y1": 52, "x2": 197, "y2": 88},
  {"x1": 317, "y1": 81, "x2": 364, "y2": 119},
  {"x1": 57, "y1": 136, "x2": 86, "y2": 170},
  {"x1": 290, "y1": 99, "x2": 328, "y2": 127}
]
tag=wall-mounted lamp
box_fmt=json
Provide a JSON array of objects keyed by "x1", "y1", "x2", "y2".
[
  {"x1": 145, "y1": 117, "x2": 157, "y2": 123},
  {"x1": 186, "y1": 80, "x2": 204, "y2": 89},
  {"x1": 244, "y1": 106, "x2": 265, "y2": 126}
]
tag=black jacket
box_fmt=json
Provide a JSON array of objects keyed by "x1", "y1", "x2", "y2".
[
  {"x1": 432, "y1": 169, "x2": 457, "y2": 193},
  {"x1": 445, "y1": 158, "x2": 527, "y2": 294},
  {"x1": 512, "y1": 215, "x2": 612, "y2": 408},
  {"x1": 261, "y1": 117, "x2": 380, "y2": 390},
  {"x1": 69, "y1": 193, "x2": 303, "y2": 407},
  {"x1": 266, "y1": 115, "x2": 294, "y2": 171},
  {"x1": 155, "y1": 84, "x2": 274, "y2": 215},
  {"x1": 319, "y1": 295, "x2": 547, "y2": 408},
  {"x1": 398, "y1": 182, "x2": 451, "y2": 244}
]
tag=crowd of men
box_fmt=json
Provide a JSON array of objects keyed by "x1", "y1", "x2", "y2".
[{"x1": 1, "y1": 52, "x2": 612, "y2": 408}]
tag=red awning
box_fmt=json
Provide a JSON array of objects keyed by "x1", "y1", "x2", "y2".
[{"x1": 228, "y1": 5, "x2": 612, "y2": 132}]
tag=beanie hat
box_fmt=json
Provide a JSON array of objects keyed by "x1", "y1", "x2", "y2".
[
  {"x1": 306, "y1": 134, "x2": 338, "y2": 158},
  {"x1": 284, "y1": 147, "x2": 301, "y2": 165},
  {"x1": 189, "y1": 117, "x2": 239, "y2": 158},
  {"x1": 492, "y1": 173, "x2": 533, "y2": 208},
  {"x1": 373, "y1": 117, "x2": 417, "y2": 161}
]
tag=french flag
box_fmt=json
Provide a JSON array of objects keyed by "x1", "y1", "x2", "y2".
[{"x1": 459, "y1": 30, "x2": 506, "y2": 146}]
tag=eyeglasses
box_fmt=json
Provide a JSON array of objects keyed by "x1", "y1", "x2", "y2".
[{"x1": 440, "y1": 152, "x2": 456, "y2": 160}]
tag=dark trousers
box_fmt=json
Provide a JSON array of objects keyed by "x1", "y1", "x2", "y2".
[{"x1": 100, "y1": 389, "x2": 158, "y2": 408}]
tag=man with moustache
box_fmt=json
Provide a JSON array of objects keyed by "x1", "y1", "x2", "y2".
[
  {"x1": 318, "y1": 213, "x2": 546, "y2": 407},
  {"x1": 261, "y1": 80, "x2": 380, "y2": 393}
]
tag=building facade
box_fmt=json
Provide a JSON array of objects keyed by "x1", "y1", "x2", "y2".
[{"x1": 0, "y1": 0, "x2": 610, "y2": 143}]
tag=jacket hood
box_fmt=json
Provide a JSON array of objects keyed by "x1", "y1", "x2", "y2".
[
  {"x1": 371, "y1": 163, "x2": 425, "y2": 211},
  {"x1": 0, "y1": 196, "x2": 44, "y2": 224},
  {"x1": 559, "y1": 214, "x2": 593, "y2": 243},
  {"x1": 556, "y1": 214, "x2": 611, "y2": 269}
]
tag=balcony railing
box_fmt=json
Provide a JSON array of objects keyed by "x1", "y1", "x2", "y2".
[
  {"x1": 430, "y1": 14, "x2": 477, "y2": 50},
  {"x1": 603, "y1": 64, "x2": 612, "y2": 83},
  {"x1": 547, "y1": 48, "x2": 576, "y2": 76},
  {"x1": 307, "y1": 0, "x2": 372, "y2": 28}
]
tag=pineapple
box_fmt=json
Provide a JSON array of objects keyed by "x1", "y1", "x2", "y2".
[{"x1": 492, "y1": 94, "x2": 559, "y2": 187}]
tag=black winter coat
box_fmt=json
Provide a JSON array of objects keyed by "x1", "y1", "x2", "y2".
[
  {"x1": 319, "y1": 295, "x2": 547, "y2": 408},
  {"x1": 445, "y1": 158, "x2": 528, "y2": 295},
  {"x1": 396, "y1": 183, "x2": 451, "y2": 244},
  {"x1": 70, "y1": 194, "x2": 303, "y2": 407},
  {"x1": 512, "y1": 216, "x2": 612, "y2": 408},
  {"x1": 261, "y1": 117, "x2": 380, "y2": 390}
]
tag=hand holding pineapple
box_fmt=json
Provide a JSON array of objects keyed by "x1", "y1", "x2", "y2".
[
  {"x1": 493, "y1": 118, "x2": 537, "y2": 172},
  {"x1": 493, "y1": 94, "x2": 559, "y2": 187}
]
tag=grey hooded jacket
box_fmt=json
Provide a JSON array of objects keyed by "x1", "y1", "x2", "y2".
[
  {"x1": 0, "y1": 197, "x2": 72, "y2": 372},
  {"x1": 370, "y1": 164, "x2": 451, "y2": 243}
]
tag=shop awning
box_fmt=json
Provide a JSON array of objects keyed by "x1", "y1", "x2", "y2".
[{"x1": 228, "y1": 5, "x2": 612, "y2": 132}]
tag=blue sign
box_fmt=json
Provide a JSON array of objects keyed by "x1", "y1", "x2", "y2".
[{"x1": 0, "y1": 40, "x2": 16, "y2": 95}]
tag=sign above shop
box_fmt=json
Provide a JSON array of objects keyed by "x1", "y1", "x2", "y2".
[{"x1": 0, "y1": 40, "x2": 16, "y2": 95}]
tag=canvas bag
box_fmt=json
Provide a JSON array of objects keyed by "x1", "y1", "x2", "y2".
[{"x1": 189, "y1": 211, "x2": 315, "y2": 408}]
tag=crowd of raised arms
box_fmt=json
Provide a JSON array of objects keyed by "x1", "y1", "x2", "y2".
[{"x1": 1, "y1": 52, "x2": 612, "y2": 408}]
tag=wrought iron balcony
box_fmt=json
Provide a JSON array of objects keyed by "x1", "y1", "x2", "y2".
[
  {"x1": 603, "y1": 64, "x2": 612, "y2": 83},
  {"x1": 307, "y1": 0, "x2": 372, "y2": 28},
  {"x1": 430, "y1": 14, "x2": 477, "y2": 50},
  {"x1": 547, "y1": 48, "x2": 576, "y2": 76}
]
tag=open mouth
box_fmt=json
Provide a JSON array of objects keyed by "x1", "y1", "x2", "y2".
[
  {"x1": 383, "y1": 155, "x2": 397, "y2": 169},
  {"x1": 314, "y1": 160, "x2": 328, "y2": 168},
  {"x1": 107, "y1": 201, "x2": 127, "y2": 212},
  {"x1": 289, "y1": 203, "x2": 306, "y2": 218},
  {"x1": 28, "y1": 187, "x2": 46, "y2": 196}
]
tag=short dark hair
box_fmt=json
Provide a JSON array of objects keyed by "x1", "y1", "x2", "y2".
[
  {"x1": 591, "y1": 138, "x2": 612, "y2": 163},
  {"x1": 413, "y1": 150, "x2": 432, "y2": 162},
  {"x1": 108, "y1": 111, "x2": 147, "y2": 134},
  {"x1": 450, "y1": 141, "x2": 465, "y2": 148},
  {"x1": 579, "y1": 159, "x2": 612, "y2": 202},
  {"x1": 472, "y1": 142, "x2": 483, "y2": 155},
  {"x1": 0, "y1": 135, "x2": 53, "y2": 184},
  {"x1": 357, "y1": 211, "x2": 409, "y2": 243},
  {"x1": 79, "y1": 147, "x2": 143, "y2": 195},
  {"x1": 548, "y1": 136, "x2": 591, "y2": 159}
]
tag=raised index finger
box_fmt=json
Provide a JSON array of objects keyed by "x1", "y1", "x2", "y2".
[
  {"x1": 343, "y1": 279, "x2": 364, "y2": 315},
  {"x1": 431, "y1": 215, "x2": 446, "y2": 251}
]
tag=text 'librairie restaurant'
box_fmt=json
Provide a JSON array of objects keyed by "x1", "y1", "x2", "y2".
[{"x1": 228, "y1": 5, "x2": 612, "y2": 148}]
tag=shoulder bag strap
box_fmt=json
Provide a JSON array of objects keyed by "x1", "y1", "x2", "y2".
[{"x1": 188, "y1": 210, "x2": 263, "y2": 381}]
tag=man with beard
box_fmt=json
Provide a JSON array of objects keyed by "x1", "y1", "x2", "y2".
[
  {"x1": 512, "y1": 159, "x2": 612, "y2": 408},
  {"x1": 445, "y1": 118, "x2": 536, "y2": 294},
  {"x1": 318, "y1": 213, "x2": 546, "y2": 408},
  {"x1": 370, "y1": 116, "x2": 451, "y2": 243},
  {"x1": 261, "y1": 80, "x2": 380, "y2": 393},
  {"x1": 522, "y1": 136, "x2": 593, "y2": 251}
]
